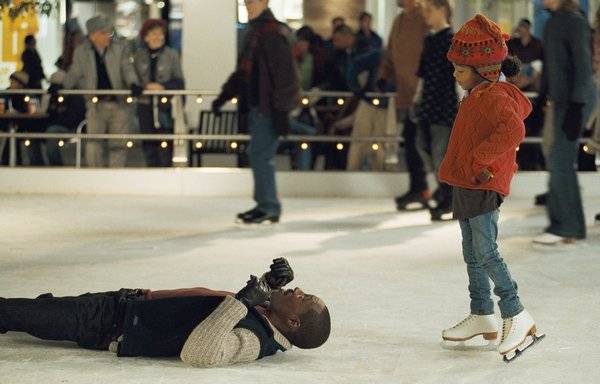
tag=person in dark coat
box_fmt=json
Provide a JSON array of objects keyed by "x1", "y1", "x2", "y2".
[
  {"x1": 21, "y1": 35, "x2": 46, "y2": 89},
  {"x1": 0, "y1": 259, "x2": 331, "y2": 368},
  {"x1": 132, "y1": 19, "x2": 185, "y2": 167},
  {"x1": 212, "y1": 0, "x2": 299, "y2": 224},
  {"x1": 533, "y1": 0, "x2": 594, "y2": 245}
]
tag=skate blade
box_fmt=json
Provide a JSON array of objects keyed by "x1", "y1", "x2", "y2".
[
  {"x1": 503, "y1": 333, "x2": 546, "y2": 363},
  {"x1": 441, "y1": 338, "x2": 497, "y2": 352}
]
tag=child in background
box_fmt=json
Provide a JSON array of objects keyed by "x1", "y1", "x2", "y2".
[
  {"x1": 438, "y1": 14, "x2": 544, "y2": 362},
  {"x1": 414, "y1": 0, "x2": 458, "y2": 221}
]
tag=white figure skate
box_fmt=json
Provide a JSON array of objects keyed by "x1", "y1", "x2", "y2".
[
  {"x1": 441, "y1": 314, "x2": 498, "y2": 351},
  {"x1": 498, "y1": 309, "x2": 545, "y2": 363}
]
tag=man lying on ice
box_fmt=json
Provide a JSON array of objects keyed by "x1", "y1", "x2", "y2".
[{"x1": 0, "y1": 258, "x2": 331, "y2": 367}]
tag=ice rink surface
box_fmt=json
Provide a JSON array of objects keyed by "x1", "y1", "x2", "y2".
[{"x1": 1, "y1": 194, "x2": 599, "y2": 384}]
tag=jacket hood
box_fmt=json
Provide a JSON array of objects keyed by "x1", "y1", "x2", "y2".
[{"x1": 474, "y1": 81, "x2": 532, "y2": 120}]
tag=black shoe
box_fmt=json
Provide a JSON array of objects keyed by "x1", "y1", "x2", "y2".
[
  {"x1": 238, "y1": 209, "x2": 279, "y2": 225},
  {"x1": 430, "y1": 206, "x2": 454, "y2": 222},
  {"x1": 595, "y1": 213, "x2": 600, "y2": 223},
  {"x1": 534, "y1": 193, "x2": 547, "y2": 206},
  {"x1": 395, "y1": 190, "x2": 431, "y2": 211},
  {"x1": 236, "y1": 207, "x2": 260, "y2": 221}
]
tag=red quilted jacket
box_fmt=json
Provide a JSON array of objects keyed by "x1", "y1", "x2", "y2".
[{"x1": 439, "y1": 82, "x2": 532, "y2": 197}]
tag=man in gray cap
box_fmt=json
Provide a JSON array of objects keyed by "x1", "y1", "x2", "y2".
[{"x1": 61, "y1": 15, "x2": 138, "y2": 167}]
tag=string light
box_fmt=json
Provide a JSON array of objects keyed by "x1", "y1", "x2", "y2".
[
  {"x1": 301, "y1": 143, "x2": 309, "y2": 150},
  {"x1": 57, "y1": 96, "x2": 64, "y2": 103},
  {"x1": 301, "y1": 98, "x2": 309, "y2": 106},
  {"x1": 24, "y1": 96, "x2": 30, "y2": 102},
  {"x1": 583, "y1": 145, "x2": 590, "y2": 154},
  {"x1": 337, "y1": 98, "x2": 345, "y2": 106},
  {"x1": 196, "y1": 96, "x2": 203, "y2": 104},
  {"x1": 126, "y1": 141, "x2": 134, "y2": 148},
  {"x1": 24, "y1": 140, "x2": 31, "y2": 147},
  {"x1": 195, "y1": 142, "x2": 203, "y2": 149},
  {"x1": 336, "y1": 143, "x2": 344, "y2": 151},
  {"x1": 372, "y1": 143, "x2": 380, "y2": 151},
  {"x1": 230, "y1": 142, "x2": 239, "y2": 149},
  {"x1": 161, "y1": 97, "x2": 168, "y2": 104},
  {"x1": 372, "y1": 98, "x2": 380, "y2": 106},
  {"x1": 92, "y1": 96, "x2": 99, "y2": 103},
  {"x1": 161, "y1": 141, "x2": 168, "y2": 149},
  {"x1": 126, "y1": 97, "x2": 134, "y2": 104},
  {"x1": 157, "y1": 1, "x2": 165, "y2": 9},
  {"x1": 231, "y1": 97, "x2": 238, "y2": 105},
  {"x1": 58, "y1": 140, "x2": 65, "y2": 147}
]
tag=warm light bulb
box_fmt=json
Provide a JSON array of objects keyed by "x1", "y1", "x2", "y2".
[
  {"x1": 336, "y1": 143, "x2": 344, "y2": 151},
  {"x1": 126, "y1": 141, "x2": 134, "y2": 148},
  {"x1": 126, "y1": 97, "x2": 133, "y2": 103},
  {"x1": 92, "y1": 96, "x2": 99, "y2": 103},
  {"x1": 372, "y1": 98, "x2": 380, "y2": 106},
  {"x1": 231, "y1": 97, "x2": 238, "y2": 105},
  {"x1": 58, "y1": 140, "x2": 65, "y2": 147},
  {"x1": 57, "y1": 96, "x2": 64, "y2": 103},
  {"x1": 301, "y1": 98, "x2": 309, "y2": 105},
  {"x1": 337, "y1": 98, "x2": 345, "y2": 106},
  {"x1": 196, "y1": 96, "x2": 203, "y2": 104},
  {"x1": 195, "y1": 142, "x2": 203, "y2": 149},
  {"x1": 24, "y1": 140, "x2": 31, "y2": 147},
  {"x1": 230, "y1": 142, "x2": 239, "y2": 149},
  {"x1": 301, "y1": 143, "x2": 309, "y2": 150},
  {"x1": 372, "y1": 144, "x2": 380, "y2": 151},
  {"x1": 161, "y1": 141, "x2": 168, "y2": 149},
  {"x1": 161, "y1": 97, "x2": 168, "y2": 104}
]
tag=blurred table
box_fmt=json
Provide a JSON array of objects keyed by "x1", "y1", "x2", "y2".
[{"x1": 0, "y1": 112, "x2": 48, "y2": 167}]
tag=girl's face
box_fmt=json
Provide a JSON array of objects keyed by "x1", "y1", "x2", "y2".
[
  {"x1": 423, "y1": 2, "x2": 447, "y2": 27},
  {"x1": 452, "y1": 63, "x2": 482, "y2": 91}
]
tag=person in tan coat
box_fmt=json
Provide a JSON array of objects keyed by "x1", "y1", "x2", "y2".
[{"x1": 378, "y1": 0, "x2": 431, "y2": 211}]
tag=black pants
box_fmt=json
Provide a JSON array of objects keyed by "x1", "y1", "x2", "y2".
[
  {"x1": 402, "y1": 116, "x2": 428, "y2": 193},
  {"x1": 138, "y1": 104, "x2": 173, "y2": 167},
  {"x1": 0, "y1": 289, "x2": 142, "y2": 350}
]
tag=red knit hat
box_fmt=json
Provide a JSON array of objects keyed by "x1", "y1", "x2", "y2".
[{"x1": 447, "y1": 14, "x2": 510, "y2": 82}]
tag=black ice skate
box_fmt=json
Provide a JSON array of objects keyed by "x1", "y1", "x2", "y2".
[
  {"x1": 395, "y1": 190, "x2": 432, "y2": 211},
  {"x1": 430, "y1": 205, "x2": 454, "y2": 222},
  {"x1": 236, "y1": 209, "x2": 279, "y2": 225}
]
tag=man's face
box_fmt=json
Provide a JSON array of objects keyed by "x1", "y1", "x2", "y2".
[
  {"x1": 360, "y1": 16, "x2": 372, "y2": 31},
  {"x1": 517, "y1": 24, "x2": 530, "y2": 38},
  {"x1": 332, "y1": 32, "x2": 353, "y2": 50},
  {"x1": 270, "y1": 287, "x2": 326, "y2": 321},
  {"x1": 245, "y1": 0, "x2": 268, "y2": 21},
  {"x1": 543, "y1": 0, "x2": 561, "y2": 11},
  {"x1": 9, "y1": 79, "x2": 24, "y2": 90},
  {"x1": 89, "y1": 29, "x2": 112, "y2": 50},
  {"x1": 398, "y1": 0, "x2": 416, "y2": 9}
]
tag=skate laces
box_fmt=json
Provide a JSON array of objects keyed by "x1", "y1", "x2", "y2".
[
  {"x1": 501, "y1": 318, "x2": 513, "y2": 343},
  {"x1": 452, "y1": 314, "x2": 475, "y2": 329}
]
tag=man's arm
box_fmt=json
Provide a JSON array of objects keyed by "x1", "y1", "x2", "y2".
[
  {"x1": 263, "y1": 30, "x2": 300, "y2": 113},
  {"x1": 180, "y1": 295, "x2": 261, "y2": 368},
  {"x1": 62, "y1": 45, "x2": 85, "y2": 89},
  {"x1": 378, "y1": 17, "x2": 399, "y2": 81}
]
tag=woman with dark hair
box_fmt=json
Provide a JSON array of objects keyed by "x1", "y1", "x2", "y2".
[
  {"x1": 533, "y1": 0, "x2": 594, "y2": 244},
  {"x1": 132, "y1": 19, "x2": 185, "y2": 167}
]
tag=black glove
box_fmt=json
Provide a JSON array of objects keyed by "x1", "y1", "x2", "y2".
[
  {"x1": 211, "y1": 94, "x2": 228, "y2": 118},
  {"x1": 130, "y1": 84, "x2": 144, "y2": 97},
  {"x1": 272, "y1": 110, "x2": 291, "y2": 136},
  {"x1": 235, "y1": 275, "x2": 271, "y2": 308},
  {"x1": 264, "y1": 257, "x2": 294, "y2": 289},
  {"x1": 562, "y1": 102, "x2": 584, "y2": 141}
]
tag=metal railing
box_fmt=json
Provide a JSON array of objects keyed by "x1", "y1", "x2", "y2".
[{"x1": 0, "y1": 88, "x2": 596, "y2": 168}]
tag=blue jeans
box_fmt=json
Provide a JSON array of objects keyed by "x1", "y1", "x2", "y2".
[
  {"x1": 459, "y1": 210, "x2": 523, "y2": 319},
  {"x1": 290, "y1": 119, "x2": 317, "y2": 170},
  {"x1": 248, "y1": 108, "x2": 281, "y2": 216},
  {"x1": 546, "y1": 104, "x2": 586, "y2": 239}
]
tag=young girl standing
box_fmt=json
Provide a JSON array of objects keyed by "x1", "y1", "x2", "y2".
[{"x1": 438, "y1": 14, "x2": 543, "y2": 361}]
